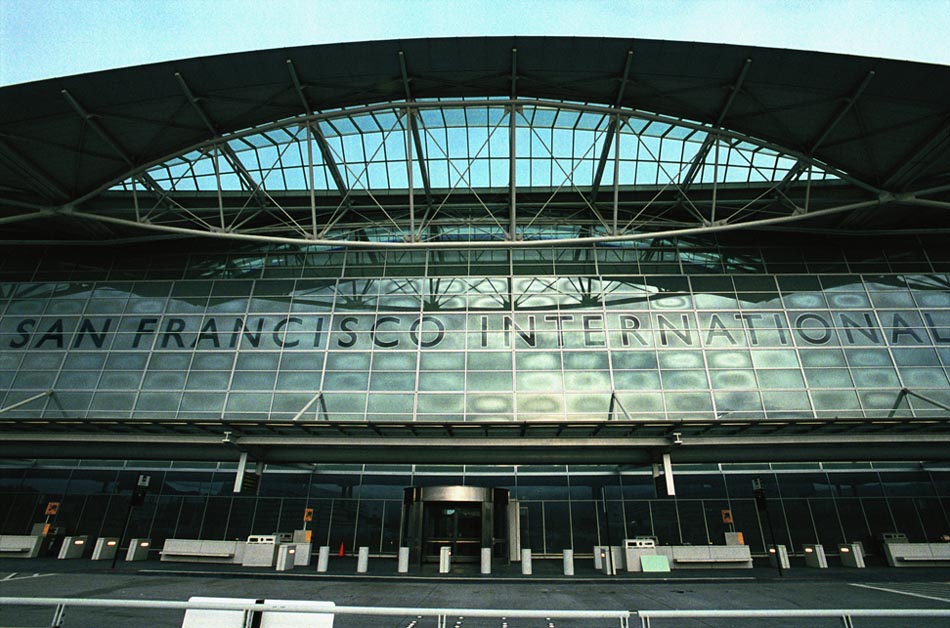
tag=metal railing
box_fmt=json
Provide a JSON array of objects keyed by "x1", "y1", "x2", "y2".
[
  {"x1": 637, "y1": 608, "x2": 950, "y2": 627},
  {"x1": 0, "y1": 597, "x2": 632, "y2": 627},
  {"x1": 4, "y1": 596, "x2": 950, "y2": 628}
]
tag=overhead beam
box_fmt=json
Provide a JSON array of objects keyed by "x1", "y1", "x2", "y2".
[
  {"x1": 0, "y1": 138, "x2": 70, "y2": 201},
  {"x1": 884, "y1": 112, "x2": 950, "y2": 190},
  {"x1": 2, "y1": 425, "x2": 950, "y2": 465},
  {"x1": 0, "y1": 390, "x2": 52, "y2": 415},
  {"x1": 398, "y1": 50, "x2": 433, "y2": 224},
  {"x1": 62, "y1": 89, "x2": 135, "y2": 167},
  {"x1": 61, "y1": 89, "x2": 168, "y2": 202},
  {"x1": 588, "y1": 50, "x2": 634, "y2": 205},
  {"x1": 509, "y1": 47, "x2": 518, "y2": 240},
  {"x1": 174, "y1": 72, "x2": 267, "y2": 204},
  {"x1": 809, "y1": 70, "x2": 875, "y2": 155},
  {"x1": 71, "y1": 193, "x2": 883, "y2": 249},
  {"x1": 774, "y1": 70, "x2": 876, "y2": 196},
  {"x1": 286, "y1": 60, "x2": 349, "y2": 199},
  {"x1": 680, "y1": 58, "x2": 753, "y2": 192}
]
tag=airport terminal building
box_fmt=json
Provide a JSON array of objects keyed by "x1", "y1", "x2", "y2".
[{"x1": 1, "y1": 37, "x2": 949, "y2": 564}]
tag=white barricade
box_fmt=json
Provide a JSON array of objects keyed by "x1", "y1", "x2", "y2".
[{"x1": 0, "y1": 535, "x2": 43, "y2": 558}]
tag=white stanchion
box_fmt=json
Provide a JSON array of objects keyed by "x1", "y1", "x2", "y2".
[
  {"x1": 562, "y1": 549, "x2": 574, "y2": 576},
  {"x1": 521, "y1": 549, "x2": 532, "y2": 575},
  {"x1": 317, "y1": 545, "x2": 330, "y2": 573}
]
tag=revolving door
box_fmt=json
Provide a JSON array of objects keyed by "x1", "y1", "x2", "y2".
[{"x1": 402, "y1": 486, "x2": 510, "y2": 565}]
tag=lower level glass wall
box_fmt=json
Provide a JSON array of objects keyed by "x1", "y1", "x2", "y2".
[{"x1": 1, "y1": 462, "x2": 948, "y2": 558}]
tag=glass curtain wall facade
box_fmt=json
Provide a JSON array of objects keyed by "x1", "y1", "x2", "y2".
[
  {"x1": 2, "y1": 463, "x2": 950, "y2": 559},
  {"x1": 1, "y1": 233, "x2": 949, "y2": 556}
]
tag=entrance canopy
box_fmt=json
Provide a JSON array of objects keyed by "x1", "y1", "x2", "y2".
[{"x1": 2, "y1": 416, "x2": 949, "y2": 465}]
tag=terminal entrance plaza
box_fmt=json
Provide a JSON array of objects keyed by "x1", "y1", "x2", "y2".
[{"x1": 1, "y1": 36, "x2": 950, "y2": 625}]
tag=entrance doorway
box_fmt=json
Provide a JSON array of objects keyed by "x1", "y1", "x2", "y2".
[
  {"x1": 402, "y1": 486, "x2": 511, "y2": 565},
  {"x1": 423, "y1": 502, "x2": 482, "y2": 562}
]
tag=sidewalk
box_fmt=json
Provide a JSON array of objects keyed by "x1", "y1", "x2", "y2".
[{"x1": 4, "y1": 553, "x2": 949, "y2": 584}]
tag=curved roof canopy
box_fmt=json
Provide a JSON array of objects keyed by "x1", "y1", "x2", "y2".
[{"x1": 1, "y1": 36, "x2": 949, "y2": 246}]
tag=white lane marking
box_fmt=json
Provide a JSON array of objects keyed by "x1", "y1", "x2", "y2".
[
  {"x1": 0, "y1": 573, "x2": 55, "y2": 583},
  {"x1": 850, "y1": 582, "x2": 950, "y2": 604},
  {"x1": 1, "y1": 572, "x2": 17, "y2": 581}
]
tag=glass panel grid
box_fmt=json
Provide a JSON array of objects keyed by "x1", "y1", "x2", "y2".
[{"x1": 1, "y1": 237, "x2": 947, "y2": 422}]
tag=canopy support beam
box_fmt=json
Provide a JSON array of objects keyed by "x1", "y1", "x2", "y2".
[
  {"x1": 174, "y1": 72, "x2": 268, "y2": 208},
  {"x1": 399, "y1": 50, "x2": 433, "y2": 238},
  {"x1": 776, "y1": 70, "x2": 876, "y2": 198},
  {"x1": 508, "y1": 47, "x2": 518, "y2": 240},
  {"x1": 61, "y1": 89, "x2": 168, "y2": 202},
  {"x1": 0, "y1": 139, "x2": 69, "y2": 201},
  {"x1": 286, "y1": 59, "x2": 349, "y2": 201},
  {"x1": 884, "y1": 113, "x2": 950, "y2": 190},
  {"x1": 0, "y1": 390, "x2": 52, "y2": 415},
  {"x1": 681, "y1": 58, "x2": 753, "y2": 192},
  {"x1": 589, "y1": 50, "x2": 634, "y2": 207}
]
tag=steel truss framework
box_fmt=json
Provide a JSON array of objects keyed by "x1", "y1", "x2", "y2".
[
  {"x1": 19, "y1": 97, "x2": 947, "y2": 248},
  {"x1": 84, "y1": 98, "x2": 862, "y2": 247},
  {"x1": 1, "y1": 37, "x2": 950, "y2": 247}
]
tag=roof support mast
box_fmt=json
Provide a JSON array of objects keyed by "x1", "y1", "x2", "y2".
[
  {"x1": 680, "y1": 58, "x2": 753, "y2": 194},
  {"x1": 286, "y1": 61, "x2": 349, "y2": 198},
  {"x1": 0, "y1": 139, "x2": 70, "y2": 202},
  {"x1": 286, "y1": 59, "x2": 351, "y2": 238},
  {"x1": 884, "y1": 113, "x2": 950, "y2": 191},
  {"x1": 509, "y1": 47, "x2": 518, "y2": 240},
  {"x1": 589, "y1": 49, "x2": 634, "y2": 230},
  {"x1": 173, "y1": 72, "x2": 270, "y2": 213},
  {"x1": 398, "y1": 50, "x2": 433, "y2": 242},
  {"x1": 60, "y1": 89, "x2": 168, "y2": 207},
  {"x1": 777, "y1": 70, "x2": 876, "y2": 204}
]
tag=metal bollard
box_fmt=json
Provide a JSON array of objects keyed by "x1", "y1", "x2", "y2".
[
  {"x1": 480, "y1": 547, "x2": 491, "y2": 574},
  {"x1": 398, "y1": 547, "x2": 410, "y2": 573},
  {"x1": 91, "y1": 537, "x2": 119, "y2": 561},
  {"x1": 769, "y1": 544, "x2": 790, "y2": 570},
  {"x1": 125, "y1": 538, "x2": 150, "y2": 562},
  {"x1": 58, "y1": 536, "x2": 88, "y2": 559},
  {"x1": 521, "y1": 549, "x2": 532, "y2": 575},
  {"x1": 317, "y1": 545, "x2": 330, "y2": 572},
  {"x1": 563, "y1": 549, "x2": 575, "y2": 576},
  {"x1": 357, "y1": 546, "x2": 369, "y2": 573},
  {"x1": 592, "y1": 545, "x2": 603, "y2": 570},
  {"x1": 600, "y1": 547, "x2": 615, "y2": 575},
  {"x1": 804, "y1": 544, "x2": 828, "y2": 568},
  {"x1": 275, "y1": 544, "x2": 296, "y2": 571},
  {"x1": 839, "y1": 543, "x2": 865, "y2": 568},
  {"x1": 439, "y1": 546, "x2": 451, "y2": 574}
]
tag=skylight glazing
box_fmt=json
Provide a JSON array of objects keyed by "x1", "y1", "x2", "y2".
[{"x1": 103, "y1": 98, "x2": 845, "y2": 246}]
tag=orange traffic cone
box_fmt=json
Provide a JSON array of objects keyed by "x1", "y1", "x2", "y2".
[{"x1": 337, "y1": 541, "x2": 345, "y2": 557}]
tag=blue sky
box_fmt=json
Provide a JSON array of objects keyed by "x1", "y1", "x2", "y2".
[{"x1": 1, "y1": 0, "x2": 948, "y2": 86}]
